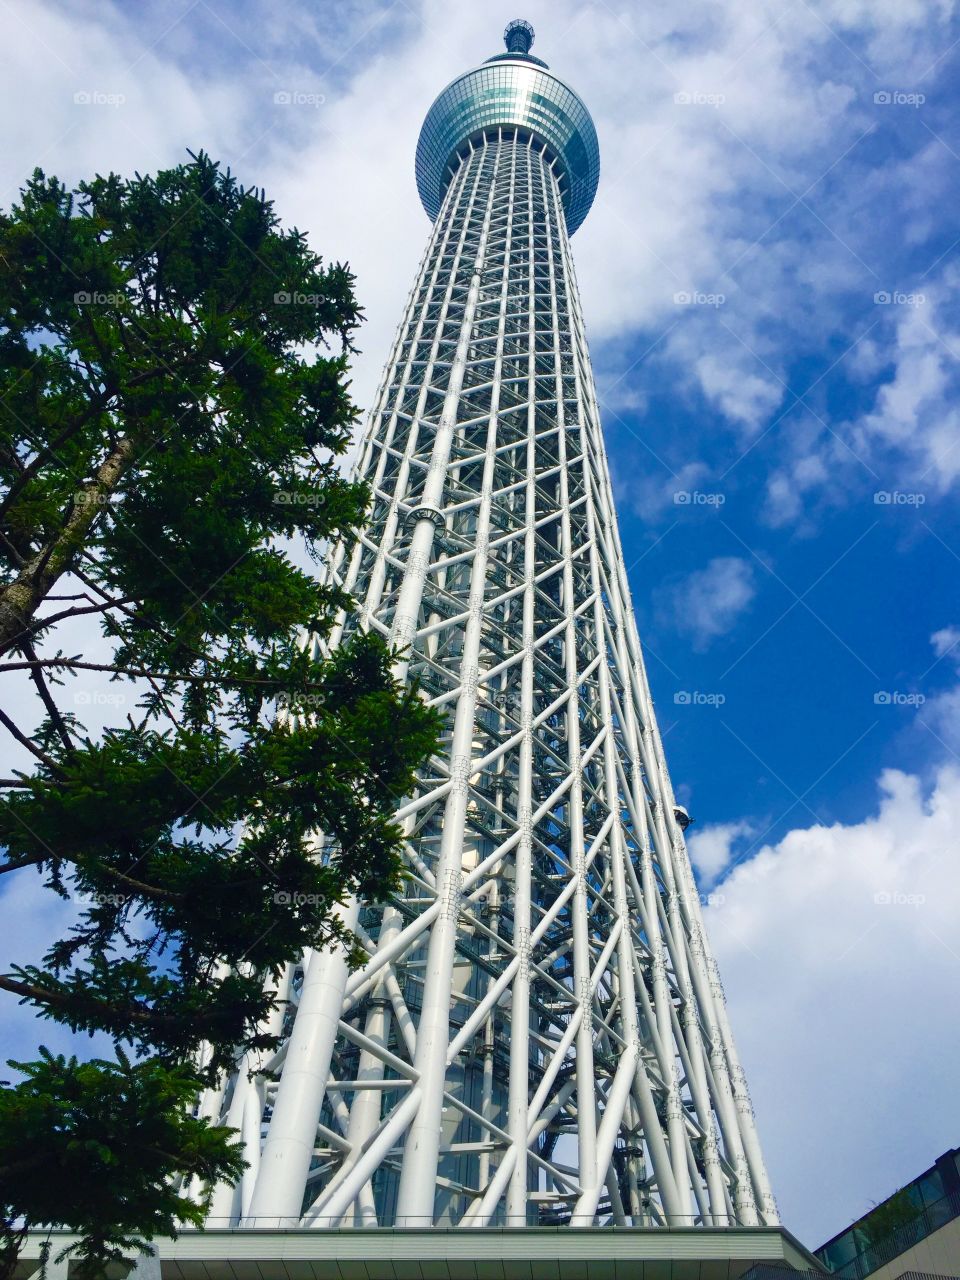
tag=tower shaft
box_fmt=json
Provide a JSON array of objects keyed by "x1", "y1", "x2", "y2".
[{"x1": 203, "y1": 38, "x2": 778, "y2": 1234}]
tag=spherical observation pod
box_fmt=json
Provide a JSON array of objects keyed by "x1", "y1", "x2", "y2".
[{"x1": 415, "y1": 20, "x2": 600, "y2": 236}]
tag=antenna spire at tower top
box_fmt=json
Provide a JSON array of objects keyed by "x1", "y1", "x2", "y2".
[{"x1": 503, "y1": 18, "x2": 535, "y2": 56}]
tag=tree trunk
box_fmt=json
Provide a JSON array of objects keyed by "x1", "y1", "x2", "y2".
[{"x1": 0, "y1": 437, "x2": 135, "y2": 656}]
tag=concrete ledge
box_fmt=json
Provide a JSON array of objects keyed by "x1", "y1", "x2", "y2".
[{"x1": 18, "y1": 1226, "x2": 825, "y2": 1280}]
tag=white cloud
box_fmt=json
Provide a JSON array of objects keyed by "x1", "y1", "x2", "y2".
[
  {"x1": 694, "y1": 355, "x2": 784, "y2": 436},
  {"x1": 918, "y1": 624, "x2": 960, "y2": 756},
  {"x1": 665, "y1": 555, "x2": 756, "y2": 648},
  {"x1": 921, "y1": 681, "x2": 960, "y2": 757},
  {"x1": 762, "y1": 446, "x2": 833, "y2": 529},
  {"x1": 931, "y1": 625, "x2": 960, "y2": 659},
  {"x1": 0, "y1": 2, "x2": 247, "y2": 201},
  {"x1": 757, "y1": 260, "x2": 960, "y2": 525},
  {"x1": 849, "y1": 270, "x2": 960, "y2": 494},
  {"x1": 612, "y1": 457, "x2": 711, "y2": 523},
  {"x1": 687, "y1": 818, "x2": 754, "y2": 885},
  {"x1": 3, "y1": 0, "x2": 956, "y2": 448},
  {"x1": 704, "y1": 639, "x2": 960, "y2": 1244}
]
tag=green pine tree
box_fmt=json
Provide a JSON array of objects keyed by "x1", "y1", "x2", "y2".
[{"x1": 0, "y1": 154, "x2": 438, "y2": 1277}]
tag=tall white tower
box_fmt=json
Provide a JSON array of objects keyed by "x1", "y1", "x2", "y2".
[{"x1": 204, "y1": 20, "x2": 778, "y2": 1232}]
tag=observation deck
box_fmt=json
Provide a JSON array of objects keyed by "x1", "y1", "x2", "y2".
[{"x1": 415, "y1": 19, "x2": 601, "y2": 235}]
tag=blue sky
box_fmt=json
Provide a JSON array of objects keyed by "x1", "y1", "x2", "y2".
[{"x1": 1, "y1": 0, "x2": 959, "y2": 1248}]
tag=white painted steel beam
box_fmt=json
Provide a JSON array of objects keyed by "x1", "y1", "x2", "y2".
[{"x1": 199, "y1": 33, "x2": 778, "y2": 1232}]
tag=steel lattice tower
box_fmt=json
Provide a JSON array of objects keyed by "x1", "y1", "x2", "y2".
[{"x1": 201, "y1": 20, "x2": 778, "y2": 1232}]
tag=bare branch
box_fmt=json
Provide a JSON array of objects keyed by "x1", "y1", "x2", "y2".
[
  {"x1": 0, "y1": 655, "x2": 307, "y2": 690},
  {"x1": 22, "y1": 639, "x2": 74, "y2": 755},
  {"x1": 0, "y1": 705, "x2": 64, "y2": 774}
]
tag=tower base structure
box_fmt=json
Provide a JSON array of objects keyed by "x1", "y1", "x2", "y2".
[{"x1": 18, "y1": 1227, "x2": 823, "y2": 1279}]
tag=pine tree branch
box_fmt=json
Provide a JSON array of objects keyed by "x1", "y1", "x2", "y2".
[
  {"x1": 0, "y1": 436, "x2": 136, "y2": 656},
  {"x1": 0, "y1": 656, "x2": 311, "y2": 688},
  {"x1": 0, "y1": 705, "x2": 63, "y2": 774},
  {"x1": 0, "y1": 395, "x2": 114, "y2": 522},
  {"x1": 93, "y1": 866, "x2": 183, "y2": 902},
  {"x1": 0, "y1": 973, "x2": 218, "y2": 1032},
  {"x1": 0, "y1": 852, "x2": 47, "y2": 875},
  {"x1": 71, "y1": 560, "x2": 220, "y2": 668},
  {"x1": 0, "y1": 526, "x2": 27, "y2": 568},
  {"x1": 24, "y1": 595, "x2": 138, "y2": 634},
  {"x1": 22, "y1": 638, "x2": 74, "y2": 754},
  {"x1": 0, "y1": 343, "x2": 166, "y2": 524}
]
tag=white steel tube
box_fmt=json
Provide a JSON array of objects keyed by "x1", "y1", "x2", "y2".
[{"x1": 198, "y1": 57, "x2": 777, "y2": 1230}]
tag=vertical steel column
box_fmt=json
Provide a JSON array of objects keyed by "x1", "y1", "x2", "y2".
[{"x1": 394, "y1": 139, "x2": 503, "y2": 1223}]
